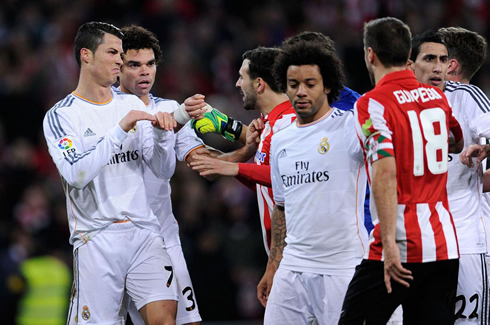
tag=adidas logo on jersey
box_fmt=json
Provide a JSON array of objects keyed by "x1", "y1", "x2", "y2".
[
  {"x1": 278, "y1": 149, "x2": 287, "y2": 158},
  {"x1": 83, "y1": 128, "x2": 96, "y2": 137}
]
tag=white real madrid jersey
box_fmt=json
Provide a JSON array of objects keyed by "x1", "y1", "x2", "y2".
[
  {"x1": 445, "y1": 81, "x2": 490, "y2": 254},
  {"x1": 270, "y1": 108, "x2": 368, "y2": 274},
  {"x1": 43, "y1": 89, "x2": 176, "y2": 249},
  {"x1": 144, "y1": 94, "x2": 204, "y2": 246}
]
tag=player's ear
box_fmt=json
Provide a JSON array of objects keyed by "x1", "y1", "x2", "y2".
[
  {"x1": 406, "y1": 59, "x2": 414, "y2": 71},
  {"x1": 256, "y1": 77, "x2": 266, "y2": 94},
  {"x1": 447, "y1": 59, "x2": 458, "y2": 76},
  {"x1": 367, "y1": 47, "x2": 375, "y2": 64},
  {"x1": 80, "y1": 48, "x2": 92, "y2": 65},
  {"x1": 324, "y1": 87, "x2": 331, "y2": 96}
]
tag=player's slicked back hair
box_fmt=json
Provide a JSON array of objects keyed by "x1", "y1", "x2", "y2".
[
  {"x1": 438, "y1": 27, "x2": 487, "y2": 81},
  {"x1": 74, "y1": 22, "x2": 123, "y2": 67},
  {"x1": 242, "y1": 47, "x2": 282, "y2": 93},
  {"x1": 282, "y1": 31, "x2": 335, "y2": 53},
  {"x1": 363, "y1": 17, "x2": 411, "y2": 68},
  {"x1": 410, "y1": 30, "x2": 446, "y2": 62},
  {"x1": 274, "y1": 40, "x2": 345, "y2": 104},
  {"x1": 121, "y1": 25, "x2": 163, "y2": 66}
]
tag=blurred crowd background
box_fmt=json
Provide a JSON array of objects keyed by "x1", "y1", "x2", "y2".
[{"x1": 0, "y1": 0, "x2": 489, "y2": 324}]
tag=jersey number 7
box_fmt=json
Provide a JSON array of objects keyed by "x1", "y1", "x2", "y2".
[{"x1": 408, "y1": 108, "x2": 448, "y2": 176}]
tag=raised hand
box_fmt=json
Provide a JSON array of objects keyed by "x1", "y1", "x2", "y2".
[
  {"x1": 119, "y1": 110, "x2": 156, "y2": 132},
  {"x1": 153, "y1": 111, "x2": 177, "y2": 131}
]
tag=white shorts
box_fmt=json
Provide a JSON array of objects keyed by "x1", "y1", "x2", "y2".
[
  {"x1": 66, "y1": 222, "x2": 178, "y2": 324},
  {"x1": 264, "y1": 268, "x2": 354, "y2": 325},
  {"x1": 128, "y1": 243, "x2": 201, "y2": 325},
  {"x1": 455, "y1": 253, "x2": 488, "y2": 324}
]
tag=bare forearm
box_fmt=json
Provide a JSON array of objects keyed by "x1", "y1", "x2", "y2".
[
  {"x1": 268, "y1": 205, "x2": 286, "y2": 270},
  {"x1": 217, "y1": 145, "x2": 255, "y2": 162},
  {"x1": 372, "y1": 158, "x2": 398, "y2": 245}
]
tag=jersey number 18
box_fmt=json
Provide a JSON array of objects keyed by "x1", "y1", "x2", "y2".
[{"x1": 407, "y1": 108, "x2": 448, "y2": 176}]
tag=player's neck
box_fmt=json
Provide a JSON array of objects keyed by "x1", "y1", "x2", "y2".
[
  {"x1": 445, "y1": 73, "x2": 469, "y2": 84},
  {"x1": 119, "y1": 85, "x2": 150, "y2": 105},
  {"x1": 374, "y1": 66, "x2": 406, "y2": 85},
  {"x1": 75, "y1": 73, "x2": 113, "y2": 103},
  {"x1": 259, "y1": 93, "x2": 290, "y2": 116},
  {"x1": 297, "y1": 104, "x2": 332, "y2": 125}
]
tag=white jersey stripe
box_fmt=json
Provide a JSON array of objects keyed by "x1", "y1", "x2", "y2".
[
  {"x1": 396, "y1": 204, "x2": 408, "y2": 262},
  {"x1": 367, "y1": 98, "x2": 392, "y2": 140},
  {"x1": 436, "y1": 202, "x2": 459, "y2": 259},
  {"x1": 418, "y1": 203, "x2": 436, "y2": 262}
]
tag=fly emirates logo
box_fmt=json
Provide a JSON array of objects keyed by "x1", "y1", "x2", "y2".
[
  {"x1": 281, "y1": 160, "x2": 329, "y2": 188},
  {"x1": 393, "y1": 87, "x2": 442, "y2": 104}
]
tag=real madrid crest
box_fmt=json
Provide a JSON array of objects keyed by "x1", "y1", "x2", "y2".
[
  {"x1": 318, "y1": 137, "x2": 330, "y2": 154},
  {"x1": 129, "y1": 125, "x2": 137, "y2": 133},
  {"x1": 82, "y1": 305, "x2": 91, "y2": 321}
]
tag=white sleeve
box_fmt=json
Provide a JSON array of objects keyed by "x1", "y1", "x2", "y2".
[
  {"x1": 344, "y1": 110, "x2": 364, "y2": 163},
  {"x1": 43, "y1": 108, "x2": 127, "y2": 189},
  {"x1": 270, "y1": 135, "x2": 284, "y2": 206},
  {"x1": 141, "y1": 121, "x2": 176, "y2": 180},
  {"x1": 175, "y1": 122, "x2": 205, "y2": 162}
]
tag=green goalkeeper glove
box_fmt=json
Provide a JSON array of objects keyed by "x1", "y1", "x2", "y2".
[{"x1": 191, "y1": 108, "x2": 243, "y2": 142}]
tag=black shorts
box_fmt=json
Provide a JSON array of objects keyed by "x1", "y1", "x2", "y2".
[{"x1": 339, "y1": 258, "x2": 459, "y2": 325}]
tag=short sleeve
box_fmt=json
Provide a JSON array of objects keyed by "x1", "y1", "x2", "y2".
[
  {"x1": 270, "y1": 135, "x2": 284, "y2": 206},
  {"x1": 354, "y1": 96, "x2": 394, "y2": 165}
]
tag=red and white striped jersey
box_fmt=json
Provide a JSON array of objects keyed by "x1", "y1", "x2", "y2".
[
  {"x1": 255, "y1": 100, "x2": 296, "y2": 254},
  {"x1": 354, "y1": 70, "x2": 462, "y2": 263}
]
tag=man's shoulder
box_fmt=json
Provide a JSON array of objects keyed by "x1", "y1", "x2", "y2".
[
  {"x1": 150, "y1": 95, "x2": 179, "y2": 113},
  {"x1": 46, "y1": 93, "x2": 78, "y2": 120},
  {"x1": 445, "y1": 81, "x2": 490, "y2": 113},
  {"x1": 271, "y1": 121, "x2": 296, "y2": 146}
]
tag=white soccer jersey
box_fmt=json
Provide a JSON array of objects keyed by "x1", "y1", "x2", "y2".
[
  {"x1": 144, "y1": 93, "x2": 204, "y2": 246},
  {"x1": 445, "y1": 81, "x2": 490, "y2": 255},
  {"x1": 270, "y1": 108, "x2": 368, "y2": 274},
  {"x1": 43, "y1": 89, "x2": 176, "y2": 249}
]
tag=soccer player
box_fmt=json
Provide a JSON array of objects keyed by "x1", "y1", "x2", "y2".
[
  {"x1": 339, "y1": 17, "x2": 464, "y2": 324},
  {"x1": 437, "y1": 27, "x2": 490, "y2": 323},
  {"x1": 191, "y1": 46, "x2": 296, "y2": 255},
  {"x1": 408, "y1": 29, "x2": 490, "y2": 324},
  {"x1": 118, "y1": 25, "x2": 203, "y2": 325},
  {"x1": 43, "y1": 22, "x2": 189, "y2": 325},
  {"x1": 189, "y1": 36, "x2": 364, "y2": 253},
  {"x1": 262, "y1": 39, "x2": 368, "y2": 324}
]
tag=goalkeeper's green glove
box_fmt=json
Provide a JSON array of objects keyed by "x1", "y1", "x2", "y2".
[{"x1": 191, "y1": 108, "x2": 243, "y2": 142}]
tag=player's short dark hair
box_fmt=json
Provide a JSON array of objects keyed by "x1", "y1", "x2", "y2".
[
  {"x1": 121, "y1": 25, "x2": 163, "y2": 66},
  {"x1": 438, "y1": 27, "x2": 487, "y2": 81},
  {"x1": 242, "y1": 47, "x2": 282, "y2": 93},
  {"x1": 363, "y1": 17, "x2": 411, "y2": 68},
  {"x1": 74, "y1": 22, "x2": 123, "y2": 67},
  {"x1": 274, "y1": 40, "x2": 345, "y2": 104},
  {"x1": 410, "y1": 30, "x2": 446, "y2": 62},
  {"x1": 282, "y1": 31, "x2": 336, "y2": 53}
]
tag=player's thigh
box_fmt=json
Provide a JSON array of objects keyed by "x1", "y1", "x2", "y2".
[
  {"x1": 166, "y1": 244, "x2": 202, "y2": 325},
  {"x1": 455, "y1": 254, "x2": 488, "y2": 324},
  {"x1": 339, "y1": 260, "x2": 403, "y2": 325},
  {"x1": 67, "y1": 237, "x2": 130, "y2": 324},
  {"x1": 302, "y1": 271, "x2": 354, "y2": 325},
  {"x1": 126, "y1": 231, "x2": 178, "y2": 311},
  {"x1": 264, "y1": 268, "x2": 313, "y2": 325},
  {"x1": 403, "y1": 259, "x2": 459, "y2": 325}
]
